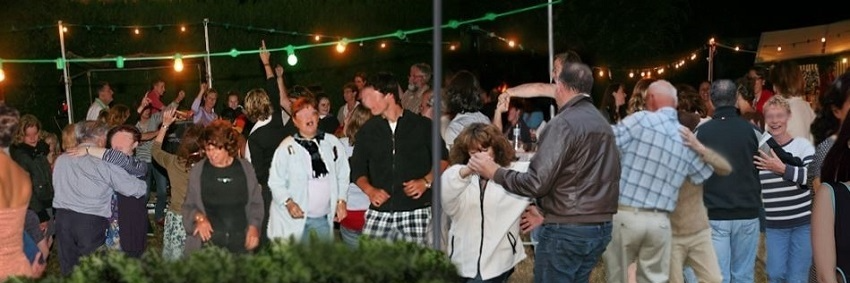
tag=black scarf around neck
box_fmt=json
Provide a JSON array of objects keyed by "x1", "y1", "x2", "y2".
[
  {"x1": 766, "y1": 137, "x2": 804, "y2": 166},
  {"x1": 294, "y1": 132, "x2": 329, "y2": 178}
]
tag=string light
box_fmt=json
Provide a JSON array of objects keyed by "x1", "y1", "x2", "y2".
[
  {"x1": 62, "y1": 26, "x2": 68, "y2": 33},
  {"x1": 640, "y1": 71, "x2": 646, "y2": 77},
  {"x1": 0, "y1": 59, "x2": 5, "y2": 82},
  {"x1": 508, "y1": 40, "x2": 516, "y2": 48},
  {"x1": 0, "y1": 2, "x2": 561, "y2": 69},
  {"x1": 314, "y1": 35, "x2": 320, "y2": 41},
  {"x1": 821, "y1": 37, "x2": 826, "y2": 43},
  {"x1": 449, "y1": 44, "x2": 457, "y2": 51},
  {"x1": 843, "y1": 58, "x2": 848, "y2": 64},
  {"x1": 598, "y1": 70, "x2": 604, "y2": 77},
  {"x1": 286, "y1": 45, "x2": 298, "y2": 66},
  {"x1": 173, "y1": 54, "x2": 184, "y2": 72},
  {"x1": 181, "y1": 26, "x2": 186, "y2": 32},
  {"x1": 380, "y1": 42, "x2": 386, "y2": 49},
  {"x1": 657, "y1": 68, "x2": 664, "y2": 74},
  {"x1": 735, "y1": 46, "x2": 740, "y2": 51},
  {"x1": 115, "y1": 56, "x2": 124, "y2": 69},
  {"x1": 690, "y1": 53, "x2": 697, "y2": 60},
  {"x1": 628, "y1": 72, "x2": 634, "y2": 78},
  {"x1": 777, "y1": 46, "x2": 782, "y2": 52},
  {"x1": 336, "y1": 41, "x2": 346, "y2": 53}
]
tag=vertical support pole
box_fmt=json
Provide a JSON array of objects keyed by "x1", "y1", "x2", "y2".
[
  {"x1": 59, "y1": 21, "x2": 73, "y2": 124},
  {"x1": 204, "y1": 18, "x2": 213, "y2": 87},
  {"x1": 430, "y1": 0, "x2": 443, "y2": 251},
  {"x1": 548, "y1": 0, "x2": 554, "y2": 81},
  {"x1": 708, "y1": 39, "x2": 716, "y2": 82}
]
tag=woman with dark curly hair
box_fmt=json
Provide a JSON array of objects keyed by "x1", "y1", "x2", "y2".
[
  {"x1": 441, "y1": 123, "x2": 539, "y2": 282},
  {"x1": 183, "y1": 120, "x2": 264, "y2": 254},
  {"x1": 809, "y1": 72, "x2": 850, "y2": 192},
  {"x1": 443, "y1": 70, "x2": 491, "y2": 149}
]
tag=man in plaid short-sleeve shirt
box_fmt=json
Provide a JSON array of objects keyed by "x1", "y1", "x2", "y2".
[{"x1": 602, "y1": 80, "x2": 714, "y2": 283}]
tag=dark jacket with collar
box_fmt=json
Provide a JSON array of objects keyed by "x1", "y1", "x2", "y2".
[
  {"x1": 10, "y1": 141, "x2": 53, "y2": 221},
  {"x1": 350, "y1": 109, "x2": 447, "y2": 212},
  {"x1": 494, "y1": 94, "x2": 620, "y2": 224},
  {"x1": 695, "y1": 106, "x2": 762, "y2": 220}
]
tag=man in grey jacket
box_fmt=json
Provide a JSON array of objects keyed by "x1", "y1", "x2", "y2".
[
  {"x1": 469, "y1": 55, "x2": 620, "y2": 283},
  {"x1": 52, "y1": 121, "x2": 147, "y2": 275}
]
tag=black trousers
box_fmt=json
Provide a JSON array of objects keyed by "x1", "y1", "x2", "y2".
[{"x1": 55, "y1": 209, "x2": 107, "y2": 276}]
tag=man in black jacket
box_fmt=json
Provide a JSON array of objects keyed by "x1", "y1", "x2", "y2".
[
  {"x1": 350, "y1": 72, "x2": 447, "y2": 246},
  {"x1": 696, "y1": 79, "x2": 763, "y2": 282}
]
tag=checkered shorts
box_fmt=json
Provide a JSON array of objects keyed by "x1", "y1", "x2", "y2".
[{"x1": 363, "y1": 207, "x2": 431, "y2": 246}]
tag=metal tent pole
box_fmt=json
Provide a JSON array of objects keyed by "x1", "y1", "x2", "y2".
[
  {"x1": 430, "y1": 0, "x2": 444, "y2": 251},
  {"x1": 204, "y1": 18, "x2": 213, "y2": 87},
  {"x1": 59, "y1": 21, "x2": 73, "y2": 124}
]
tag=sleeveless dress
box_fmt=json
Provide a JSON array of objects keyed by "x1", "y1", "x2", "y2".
[
  {"x1": 0, "y1": 206, "x2": 33, "y2": 280},
  {"x1": 833, "y1": 182, "x2": 850, "y2": 282}
]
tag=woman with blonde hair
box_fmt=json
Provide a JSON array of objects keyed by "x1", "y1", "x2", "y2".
[
  {"x1": 60, "y1": 123, "x2": 76, "y2": 151},
  {"x1": 753, "y1": 95, "x2": 816, "y2": 283},
  {"x1": 9, "y1": 115, "x2": 53, "y2": 229},
  {"x1": 626, "y1": 78, "x2": 656, "y2": 115},
  {"x1": 338, "y1": 105, "x2": 373, "y2": 247},
  {"x1": 103, "y1": 104, "x2": 131, "y2": 128}
]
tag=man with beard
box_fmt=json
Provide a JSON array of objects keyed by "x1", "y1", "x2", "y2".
[{"x1": 400, "y1": 63, "x2": 431, "y2": 115}]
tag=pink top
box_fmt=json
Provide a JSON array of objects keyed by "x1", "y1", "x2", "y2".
[{"x1": 0, "y1": 206, "x2": 32, "y2": 280}]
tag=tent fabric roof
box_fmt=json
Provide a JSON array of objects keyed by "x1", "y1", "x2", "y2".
[{"x1": 756, "y1": 19, "x2": 850, "y2": 63}]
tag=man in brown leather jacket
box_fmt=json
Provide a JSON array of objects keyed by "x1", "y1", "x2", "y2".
[{"x1": 469, "y1": 55, "x2": 620, "y2": 283}]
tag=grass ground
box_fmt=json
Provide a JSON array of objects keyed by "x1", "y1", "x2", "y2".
[
  {"x1": 508, "y1": 234, "x2": 768, "y2": 283},
  {"x1": 45, "y1": 218, "x2": 768, "y2": 283}
]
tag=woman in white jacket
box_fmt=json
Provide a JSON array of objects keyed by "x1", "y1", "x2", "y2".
[
  {"x1": 442, "y1": 123, "x2": 537, "y2": 282},
  {"x1": 267, "y1": 97, "x2": 349, "y2": 242}
]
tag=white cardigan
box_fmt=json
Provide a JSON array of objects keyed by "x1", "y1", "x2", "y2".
[
  {"x1": 441, "y1": 164, "x2": 530, "y2": 280},
  {"x1": 267, "y1": 134, "x2": 350, "y2": 241}
]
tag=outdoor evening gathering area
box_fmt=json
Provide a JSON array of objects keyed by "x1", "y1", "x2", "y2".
[{"x1": 1, "y1": 1, "x2": 850, "y2": 282}]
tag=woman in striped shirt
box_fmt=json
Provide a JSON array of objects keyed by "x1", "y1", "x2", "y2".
[{"x1": 754, "y1": 95, "x2": 816, "y2": 283}]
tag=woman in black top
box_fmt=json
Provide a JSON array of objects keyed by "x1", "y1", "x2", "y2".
[{"x1": 184, "y1": 120, "x2": 263, "y2": 254}]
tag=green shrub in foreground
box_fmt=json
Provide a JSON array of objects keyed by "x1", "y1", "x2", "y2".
[{"x1": 14, "y1": 238, "x2": 459, "y2": 283}]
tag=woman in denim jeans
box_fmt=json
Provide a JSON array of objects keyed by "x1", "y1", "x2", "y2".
[{"x1": 754, "y1": 96, "x2": 816, "y2": 283}]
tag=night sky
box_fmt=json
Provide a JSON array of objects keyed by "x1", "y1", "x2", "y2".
[{"x1": 685, "y1": 1, "x2": 846, "y2": 45}]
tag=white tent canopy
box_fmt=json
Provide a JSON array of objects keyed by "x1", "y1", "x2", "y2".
[{"x1": 756, "y1": 19, "x2": 850, "y2": 63}]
